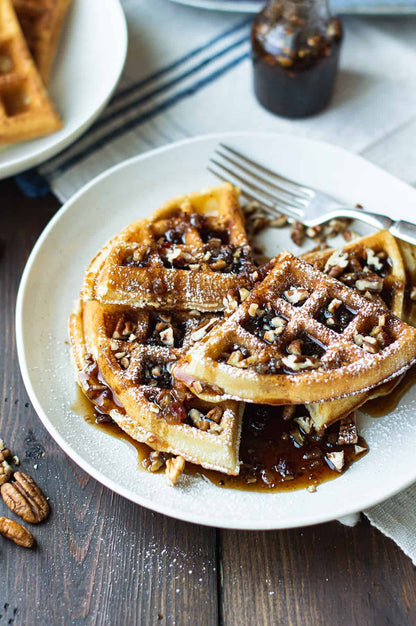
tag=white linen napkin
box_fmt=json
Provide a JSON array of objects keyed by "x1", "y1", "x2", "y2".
[{"x1": 38, "y1": 0, "x2": 416, "y2": 562}]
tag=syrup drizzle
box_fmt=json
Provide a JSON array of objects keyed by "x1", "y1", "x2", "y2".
[{"x1": 363, "y1": 365, "x2": 416, "y2": 417}]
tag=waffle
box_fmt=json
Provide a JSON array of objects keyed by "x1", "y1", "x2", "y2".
[
  {"x1": 13, "y1": 0, "x2": 71, "y2": 84},
  {"x1": 82, "y1": 184, "x2": 257, "y2": 312},
  {"x1": 302, "y1": 230, "x2": 407, "y2": 429},
  {"x1": 172, "y1": 251, "x2": 416, "y2": 405},
  {"x1": 69, "y1": 299, "x2": 243, "y2": 475},
  {"x1": 0, "y1": 0, "x2": 61, "y2": 143}
]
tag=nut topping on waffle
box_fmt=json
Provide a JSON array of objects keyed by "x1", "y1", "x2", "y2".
[
  {"x1": 70, "y1": 300, "x2": 243, "y2": 475},
  {"x1": 302, "y1": 230, "x2": 407, "y2": 430},
  {"x1": 83, "y1": 184, "x2": 257, "y2": 312},
  {"x1": 172, "y1": 250, "x2": 416, "y2": 405}
]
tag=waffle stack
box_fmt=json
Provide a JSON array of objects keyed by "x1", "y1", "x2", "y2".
[
  {"x1": 0, "y1": 0, "x2": 70, "y2": 144},
  {"x1": 70, "y1": 183, "x2": 416, "y2": 485},
  {"x1": 70, "y1": 184, "x2": 253, "y2": 476}
]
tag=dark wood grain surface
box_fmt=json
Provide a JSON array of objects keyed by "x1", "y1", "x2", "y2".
[{"x1": 0, "y1": 178, "x2": 415, "y2": 626}]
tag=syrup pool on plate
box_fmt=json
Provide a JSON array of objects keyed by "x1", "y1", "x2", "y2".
[{"x1": 72, "y1": 386, "x2": 367, "y2": 493}]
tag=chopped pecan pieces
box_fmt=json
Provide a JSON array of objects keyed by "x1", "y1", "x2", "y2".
[
  {"x1": 205, "y1": 406, "x2": 223, "y2": 423},
  {"x1": 227, "y1": 350, "x2": 244, "y2": 366},
  {"x1": 327, "y1": 298, "x2": 342, "y2": 314},
  {"x1": 284, "y1": 287, "x2": 309, "y2": 305},
  {"x1": 263, "y1": 329, "x2": 280, "y2": 343},
  {"x1": 159, "y1": 327, "x2": 174, "y2": 347},
  {"x1": 189, "y1": 408, "x2": 209, "y2": 431},
  {"x1": 270, "y1": 215, "x2": 288, "y2": 228},
  {"x1": 166, "y1": 456, "x2": 185, "y2": 486},
  {"x1": 270, "y1": 316, "x2": 286, "y2": 330},
  {"x1": 282, "y1": 354, "x2": 320, "y2": 371},
  {"x1": 355, "y1": 277, "x2": 383, "y2": 293},
  {"x1": 0, "y1": 439, "x2": 11, "y2": 464},
  {"x1": 294, "y1": 416, "x2": 314, "y2": 434},
  {"x1": 337, "y1": 417, "x2": 358, "y2": 445},
  {"x1": 354, "y1": 444, "x2": 367, "y2": 455},
  {"x1": 287, "y1": 339, "x2": 303, "y2": 356},
  {"x1": 239, "y1": 288, "x2": 251, "y2": 302},
  {"x1": 366, "y1": 248, "x2": 383, "y2": 271},
  {"x1": 324, "y1": 249, "x2": 349, "y2": 274},
  {"x1": 326, "y1": 450, "x2": 345, "y2": 472},
  {"x1": 0, "y1": 517, "x2": 34, "y2": 548},
  {"x1": 146, "y1": 450, "x2": 167, "y2": 472},
  {"x1": 290, "y1": 220, "x2": 305, "y2": 246},
  {"x1": 0, "y1": 460, "x2": 12, "y2": 486}
]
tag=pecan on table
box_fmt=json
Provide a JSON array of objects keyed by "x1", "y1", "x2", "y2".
[
  {"x1": 0, "y1": 516, "x2": 34, "y2": 548},
  {"x1": 1, "y1": 471, "x2": 49, "y2": 524},
  {"x1": 0, "y1": 460, "x2": 12, "y2": 486}
]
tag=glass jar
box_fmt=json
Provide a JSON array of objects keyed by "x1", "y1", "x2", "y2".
[{"x1": 251, "y1": 0, "x2": 343, "y2": 118}]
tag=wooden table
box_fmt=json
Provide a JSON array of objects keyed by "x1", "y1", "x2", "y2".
[{"x1": 1, "y1": 178, "x2": 415, "y2": 626}]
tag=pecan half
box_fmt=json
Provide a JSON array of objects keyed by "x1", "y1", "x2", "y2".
[
  {"x1": 0, "y1": 516, "x2": 34, "y2": 548},
  {"x1": 1, "y1": 472, "x2": 49, "y2": 524}
]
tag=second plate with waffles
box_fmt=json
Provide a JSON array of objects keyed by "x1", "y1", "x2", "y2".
[
  {"x1": 15, "y1": 132, "x2": 416, "y2": 529},
  {"x1": 0, "y1": 0, "x2": 127, "y2": 179}
]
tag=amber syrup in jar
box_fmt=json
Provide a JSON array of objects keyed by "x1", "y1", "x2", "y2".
[{"x1": 251, "y1": 0, "x2": 343, "y2": 118}]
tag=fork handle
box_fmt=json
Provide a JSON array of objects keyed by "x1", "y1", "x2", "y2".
[
  {"x1": 339, "y1": 208, "x2": 416, "y2": 246},
  {"x1": 335, "y1": 208, "x2": 394, "y2": 230},
  {"x1": 389, "y1": 220, "x2": 416, "y2": 246}
]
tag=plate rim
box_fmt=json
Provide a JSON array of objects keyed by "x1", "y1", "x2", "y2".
[
  {"x1": 0, "y1": 0, "x2": 128, "y2": 180},
  {"x1": 169, "y1": 0, "x2": 416, "y2": 14},
  {"x1": 15, "y1": 130, "x2": 416, "y2": 529}
]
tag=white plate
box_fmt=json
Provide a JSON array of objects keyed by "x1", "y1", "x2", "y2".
[
  {"x1": 0, "y1": 0, "x2": 127, "y2": 180},
  {"x1": 16, "y1": 132, "x2": 416, "y2": 530},
  {"x1": 169, "y1": 0, "x2": 416, "y2": 14}
]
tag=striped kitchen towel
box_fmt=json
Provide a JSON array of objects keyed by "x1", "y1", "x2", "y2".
[
  {"x1": 20, "y1": 0, "x2": 416, "y2": 202},
  {"x1": 18, "y1": 0, "x2": 416, "y2": 564}
]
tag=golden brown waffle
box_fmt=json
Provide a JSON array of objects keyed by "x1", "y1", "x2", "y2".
[
  {"x1": 82, "y1": 184, "x2": 257, "y2": 312},
  {"x1": 13, "y1": 0, "x2": 71, "y2": 84},
  {"x1": 69, "y1": 300, "x2": 243, "y2": 475},
  {"x1": 0, "y1": 0, "x2": 61, "y2": 143},
  {"x1": 173, "y1": 251, "x2": 416, "y2": 405},
  {"x1": 302, "y1": 230, "x2": 406, "y2": 429}
]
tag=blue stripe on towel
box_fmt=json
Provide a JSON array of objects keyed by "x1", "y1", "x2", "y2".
[
  {"x1": 111, "y1": 18, "x2": 250, "y2": 105},
  {"x1": 88, "y1": 35, "x2": 248, "y2": 134},
  {"x1": 52, "y1": 51, "x2": 250, "y2": 177},
  {"x1": 16, "y1": 20, "x2": 251, "y2": 197}
]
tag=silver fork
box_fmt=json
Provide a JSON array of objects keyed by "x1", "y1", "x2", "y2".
[{"x1": 208, "y1": 143, "x2": 416, "y2": 246}]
